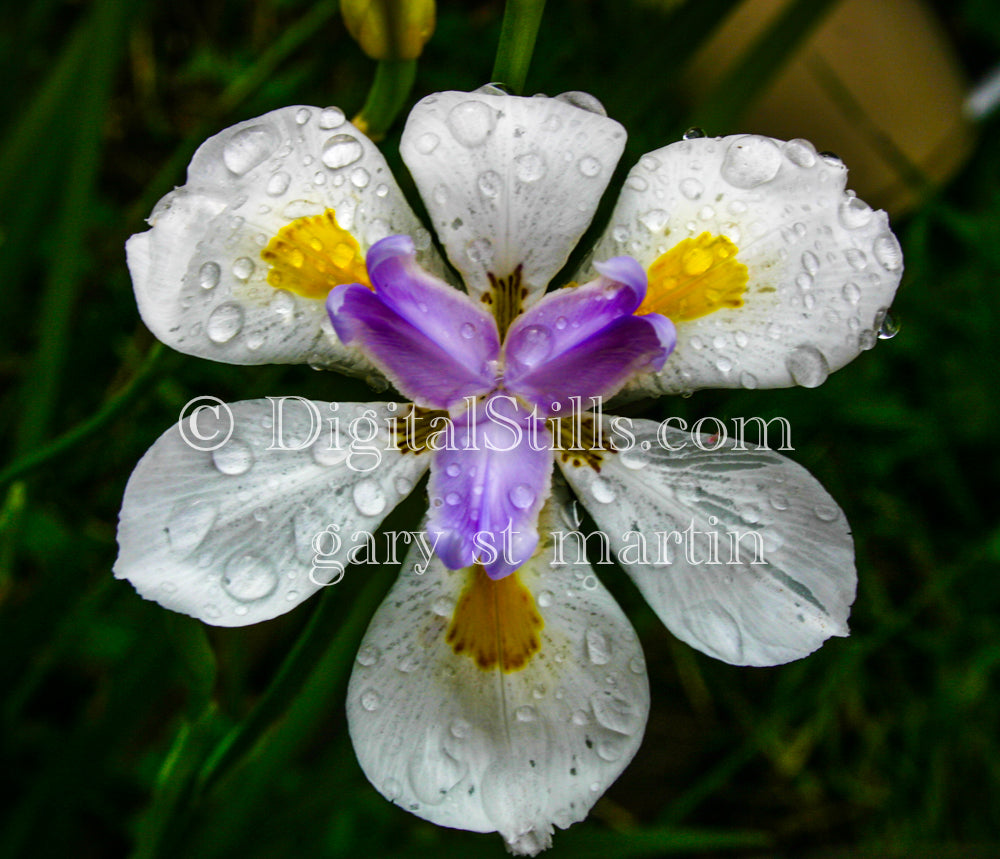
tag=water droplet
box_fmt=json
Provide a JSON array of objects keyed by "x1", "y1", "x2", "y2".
[
  {"x1": 683, "y1": 127, "x2": 706, "y2": 140},
  {"x1": 466, "y1": 237, "x2": 493, "y2": 264},
  {"x1": 232, "y1": 257, "x2": 254, "y2": 280},
  {"x1": 445, "y1": 492, "x2": 461, "y2": 506},
  {"x1": 212, "y1": 439, "x2": 254, "y2": 475},
  {"x1": 356, "y1": 645, "x2": 380, "y2": 666},
  {"x1": 801, "y1": 251, "x2": 820, "y2": 275},
  {"x1": 876, "y1": 310, "x2": 898, "y2": 340},
  {"x1": 353, "y1": 479, "x2": 386, "y2": 516},
  {"x1": 398, "y1": 652, "x2": 422, "y2": 673},
  {"x1": 350, "y1": 167, "x2": 370, "y2": 188},
  {"x1": 166, "y1": 500, "x2": 218, "y2": 555},
  {"x1": 447, "y1": 100, "x2": 496, "y2": 147},
  {"x1": 721, "y1": 135, "x2": 782, "y2": 189},
  {"x1": 578, "y1": 155, "x2": 601, "y2": 177},
  {"x1": 415, "y1": 132, "x2": 439, "y2": 154},
  {"x1": 477, "y1": 170, "x2": 502, "y2": 199},
  {"x1": 312, "y1": 435, "x2": 347, "y2": 467},
  {"x1": 450, "y1": 719, "x2": 471, "y2": 738},
  {"x1": 873, "y1": 233, "x2": 902, "y2": 271},
  {"x1": 590, "y1": 691, "x2": 638, "y2": 735},
  {"x1": 360, "y1": 689, "x2": 381, "y2": 711},
  {"x1": 786, "y1": 345, "x2": 829, "y2": 388},
  {"x1": 198, "y1": 261, "x2": 221, "y2": 290},
  {"x1": 222, "y1": 554, "x2": 278, "y2": 601},
  {"x1": 319, "y1": 106, "x2": 345, "y2": 129},
  {"x1": 783, "y1": 138, "x2": 817, "y2": 167},
  {"x1": 514, "y1": 152, "x2": 546, "y2": 182},
  {"x1": 511, "y1": 324, "x2": 552, "y2": 367},
  {"x1": 295, "y1": 108, "x2": 311, "y2": 125},
  {"x1": 815, "y1": 504, "x2": 839, "y2": 522},
  {"x1": 680, "y1": 177, "x2": 703, "y2": 200},
  {"x1": 859, "y1": 329, "x2": 877, "y2": 351},
  {"x1": 629, "y1": 656, "x2": 645, "y2": 674},
  {"x1": 556, "y1": 91, "x2": 607, "y2": 115},
  {"x1": 445, "y1": 463, "x2": 461, "y2": 477},
  {"x1": 432, "y1": 596, "x2": 454, "y2": 617},
  {"x1": 321, "y1": 133, "x2": 363, "y2": 169},
  {"x1": 845, "y1": 248, "x2": 868, "y2": 270},
  {"x1": 596, "y1": 738, "x2": 624, "y2": 762},
  {"x1": 685, "y1": 601, "x2": 744, "y2": 662},
  {"x1": 585, "y1": 628, "x2": 611, "y2": 665},
  {"x1": 739, "y1": 371, "x2": 759, "y2": 389},
  {"x1": 206, "y1": 303, "x2": 244, "y2": 344},
  {"x1": 796, "y1": 272, "x2": 813, "y2": 291},
  {"x1": 269, "y1": 289, "x2": 296, "y2": 320},
  {"x1": 639, "y1": 208, "x2": 669, "y2": 233},
  {"x1": 537, "y1": 590, "x2": 553, "y2": 608},
  {"x1": 839, "y1": 195, "x2": 873, "y2": 229},
  {"x1": 375, "y1": 183, "x2": 389, "y2": 198},
  {"x1": 625, "y1": 175, "x2": 648, "y2": 192},
  {"x1": 842, "y1": 282, "x2": 862, "y2": 304},
  {"x1": 223, "y1": 125, "x2": 278, "y2": 175},
  {"x1": 509, "y1": 483, "x2": 535, "y2": 510},
  {"x1": 266, "y1": 171, "x2": 291, "y2": 196},
  {"x1": 590, "y1": 477, "x2": 616, "y2": 504},
  {"x1": 515, "y1": 705, "x2": 537, "y2": 722}
]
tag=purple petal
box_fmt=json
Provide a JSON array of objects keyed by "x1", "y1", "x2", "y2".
[
  {"x1": 327, "y1": 236, "x2": 500, "y2": 410},
  {"x1": 426, "y1": 395, "x2": 553, "y2": 578},
  {"x1": 503, "y1": 260, "x2": 675, "y2": 411}
]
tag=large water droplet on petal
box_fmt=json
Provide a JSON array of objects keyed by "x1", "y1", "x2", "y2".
[
  {"x1": 222, "y1": 554, "x2": 278, "y2": 601},
  {"x1": 266, "y1": 171, "x2": 291, "y2": 196},
  {"x1": 478, "y1": 170, "x2": 502, "y2": 198},
  {"x1": 318, "y1": 106, "x2": 346, "y2": 129},
  {"x1": 590, "y1": 690, "x2": 639, "y2": 735},
  {"x1": 360, "y1": 688, "x2": 381, "y2": 711},
  {"x1": 207, "y1": 303, "x2": 244, "y2": 344},
  {"x1": 514, "y1": 152, "x2": 546, "y2": 183},
  {"x1": 499, "y1": 482, "x2": 534, "y2": 513},
  {"x1": 585, "y1": 627, "x2": 611, "y2": 665},
  {"x1": 198, "y1": 261, "x2": 221, "y2": 290},
  {"x1": 166, "y1": 500, "x2": 218, "y2": 555},
  {"x1": 511, "y1": 324, "x2": 552, "y2": 367},
  {"x1": 786, "y1": 345, "x2": 829, "y2": 388},
  {"x1": 590, "y1": 477, "x2": 616, "y2": 504},
  {"x1": 720, "y1": 136, "x2": 782, "y2": 189},
  {"x1": 447, "y1": 100, "x2": 496, "y2": 147},
  {"x1": 839, "y1": 195, "x2": 873, "y2": 229},
  {"x1": 578, "y1": 155, "x2": 601, "y2": 177},
  {"x1": 321, "y1": 134, "x2": 363, "y2": 169},
  {"x1": 223, "y1": 125, "x2": 278, "y2": 175},
  {"x1": 212, "y1": 439, "x2": 254, "y2": 475},
  {"x1": 872, "y1": 232, "x2": 903, "y2": 271},
  {"x1": 353, "y1": 479, "x2": 386, "y2": 516}
]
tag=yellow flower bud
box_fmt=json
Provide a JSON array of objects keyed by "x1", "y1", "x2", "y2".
[{"x1": 341, "y1": 0, "x2": 436, "y2": 61}]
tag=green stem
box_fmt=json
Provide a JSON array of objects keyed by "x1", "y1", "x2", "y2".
[
  {"x1": 491, "y1": 0, "x2": 546, "y2": 95},
  {"x1": 354, "y1": 59, "x2": 417, "y2": 140},
  {"x1": 0, "y1": 342, "x2": 164, "y2": 488}
]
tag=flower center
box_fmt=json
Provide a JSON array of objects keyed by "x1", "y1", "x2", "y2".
[
  {"x1": 261, "y1": 208, "x2": 370, "y2": 298},
  {"x1": 637, "y1": 231, "x2": 747, "y2": 321},
  {"x1": 446, "y1": 564, "x2": 543, "y2": 672}
]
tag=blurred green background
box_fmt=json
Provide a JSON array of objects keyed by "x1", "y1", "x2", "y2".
[{"x1": 2, "y1": 0, "x2": 999, "y2": 857}]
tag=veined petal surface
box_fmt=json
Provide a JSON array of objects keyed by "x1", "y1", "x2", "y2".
[
  {"x1": 427, "y1": 395, "x2": 553, "y2": 578},
  {"x1": 115, "y1": 400, "x2": 428, "y2": 626},
  {"x1": 581, "y1": 134, "x2": 902, "y2": 395},
  {"x1": 328, "y1": 236, "x2": 500, "y2": 409},
  {"x1": 348, "y1": 498, "x2": 649, "y2": 855},
  {"x1": 504, "y1": 258, "x2": 674, "y2": 412},
  {"x1": 127, "y1": 105, "x2": 446, "y2": 371},
  {"x1": 401, "y1": 90, "x2": 626, "y2": 305},
  {"x1": 558, "y1": 419, "x2": 855, "y2": 666}
]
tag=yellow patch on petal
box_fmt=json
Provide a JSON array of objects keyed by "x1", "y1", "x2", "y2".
[
  {"x1": 637, "y1": 232, "x2": 747, "y2": 321},
  {"x1": 261, "y1": 208, "x2": 370, "y2": 299},
  {"x1": 446, "y1": 565, "x2": 543, "y2": 673}
]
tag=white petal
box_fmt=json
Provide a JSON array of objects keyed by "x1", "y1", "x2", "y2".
[
  {"x1": 128, "y1": 105, "x2": 445, "y2": 370},
  {"x1": 582, "y1": 135, "x2": 902, "y2": 394},
  {"x1": 347, "y1": 495, "x2": 648, "y2": 854},
  {"x1": 115, "y1": 400, "x2": 429, "y2": 626},
  {"x1": 400, "y1": 91, "x2": 627, "y2": 305},
  {"x1": 557, "y1": 419, "x2": 855, "y2": 666}
]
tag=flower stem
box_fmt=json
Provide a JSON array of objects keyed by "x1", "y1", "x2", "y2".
[
  {"x1": 353, "y1": 58, "x2": 417, "y2": 140},
  {"x1": 491, "y1": 0, "x2": 546, "y2": 95}
]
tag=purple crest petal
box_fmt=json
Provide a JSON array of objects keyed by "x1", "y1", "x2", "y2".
[
  {"x1": 426, "y1": 395, "x2": 553, "y2": 579},
  {"x1": 503, "y1": 261, "x2": 674, "y2": 412},
  {"x1": 327, "y1": 236, "x2": 500, "y2": 410}
]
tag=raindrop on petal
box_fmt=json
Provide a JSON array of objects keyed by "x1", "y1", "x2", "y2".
[
  {"x1": 785, "y1": 345, "x2": 829, "y2": 388},
  {"x1": 207, "y1": 303, "x2": 244, "y2": 344},
  {"x1": 222, "y1": 554, "x2": 278, "y2": 601},
  {"x1": 198, "y1": 261, "x2": 221, "y2": 290},
  {"x1": 223, "y1": 125, "x2": 278, "y2": 175},
  {"x1": 212, "y1": 439, "x2": 254, "y2": 475},
  {"x1": 321, "y1": 134, "x2": 363, "y2": 169}
]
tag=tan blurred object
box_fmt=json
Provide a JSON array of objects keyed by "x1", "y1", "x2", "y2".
[{"x1": 685, "y1": 0, "x2": 974, "y2": 215}]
